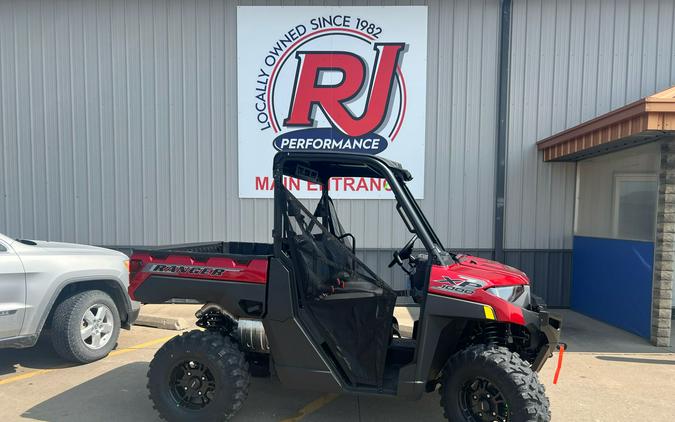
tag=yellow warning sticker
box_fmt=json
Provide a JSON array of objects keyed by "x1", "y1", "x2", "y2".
[{"x1": 483, "y1": 305, "x2": 496, "y2": 320}]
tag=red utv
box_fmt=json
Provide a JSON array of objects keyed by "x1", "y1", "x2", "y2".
[{"x1": 129, "y1": 152, "x2": 562, "y2": 422}]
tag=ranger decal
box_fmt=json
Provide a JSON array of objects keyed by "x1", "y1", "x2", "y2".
[{"x1": 146, "y1": 264, "x2": 243, "y2": 277}]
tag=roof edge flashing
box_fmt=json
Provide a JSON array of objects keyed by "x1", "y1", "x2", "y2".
[{"x1": 537, "y1": 86, "x2": 675, "y2": 161}]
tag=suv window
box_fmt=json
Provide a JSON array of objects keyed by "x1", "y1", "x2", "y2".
[{"x1": 0, "y1": 243, "x2": 7, "y2": 252}]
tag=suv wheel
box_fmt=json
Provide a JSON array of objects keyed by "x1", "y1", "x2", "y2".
[
  {"x1": 51, "y1": 290, "x2": 121, "y2": 363},
  {"x1": 148, "y1": 330, "x2": 250, "y2": 422},
  {"x1": 440, "y1": 344, "x2": 550, "y2": 422}
]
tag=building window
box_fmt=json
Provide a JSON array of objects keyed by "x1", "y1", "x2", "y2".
[
  {"x1": 575, "y1": 143, "x2": 660, "y2": 241},
  {"x1": 612, "y1": 174, "x2": 658, "y2": 241}
]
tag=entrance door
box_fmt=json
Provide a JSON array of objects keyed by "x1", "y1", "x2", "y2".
[
  {"x1": 281, "y1": 188, "x2": 397, "y2": 387},
  {"x1": 572, "y1": 144, "x2": 659, "y2": 338},
  {"x1": 0, "y1": 240, "x2": 26, "y2": 339}
]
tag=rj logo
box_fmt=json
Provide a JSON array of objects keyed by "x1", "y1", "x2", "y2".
[{"x1": 284, "y1": 43, "x2": 405, "y2": 137}]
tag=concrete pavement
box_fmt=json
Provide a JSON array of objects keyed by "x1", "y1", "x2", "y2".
[{"x1": 0, "y1": 307, "x2": 673, "y2": 421}]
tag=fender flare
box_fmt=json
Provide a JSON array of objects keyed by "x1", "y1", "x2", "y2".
[
  {"x1": 34, "y1": 277, "x2": 133, "y2": 340},
  {"x1": 415, "y1": 294, "x2": 493, "y2": 385}
]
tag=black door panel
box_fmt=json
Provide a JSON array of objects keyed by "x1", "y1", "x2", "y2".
[{"x1": 280, "y1": 187, "x2": 396, "y2": 387}]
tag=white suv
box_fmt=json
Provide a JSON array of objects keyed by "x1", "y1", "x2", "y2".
[{"x1": 0, "y1": 232, "x2": 140, "y2": 363}]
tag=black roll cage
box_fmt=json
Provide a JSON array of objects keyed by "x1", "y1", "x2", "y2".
[{"x1": 272, "y1": 152, "x2": 451, "y2": 266}]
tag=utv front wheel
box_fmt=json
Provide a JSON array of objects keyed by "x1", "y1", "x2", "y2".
[
  {"x1": 440, "y1": 345, "x2": 550, "y2": 422},
  {"x1": 148, "y1": 330, "x2": 250, "y2": 422}
]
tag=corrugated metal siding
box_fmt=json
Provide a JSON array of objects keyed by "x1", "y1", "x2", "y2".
[
  {"x1": 505, "y1": 0, "x2": 675, "y2": 249},
  {"x1": 0, "y1": 0, "x2": 500, "y2": 251},
  {"x1": 2, "y1": 0, "x2": 662, "y2": 302},
  {"x1": 422, "y1": 0, "x2": 499, "y2": 250},
  {"x1": 503, "y1": 250, "x2": 572, "y2": 307}
]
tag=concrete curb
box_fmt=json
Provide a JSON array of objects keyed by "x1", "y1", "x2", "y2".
[
  {"x1": 134, "y1": 304, "x2": 200, "y2": 331},
  {"x1": 134, "y1": 314, "x2": 190, "y2": 331}
]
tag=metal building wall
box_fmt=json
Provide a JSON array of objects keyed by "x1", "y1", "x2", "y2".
[
  {"x1": 505, "y1": 0, "x2": 675, "y2": 250},
  {"x1": 5, "y1": 0, "x2": 670, "y2": 304},
  {"x1": 0, "y1": 0, "x2": 500, "y2": 256}
]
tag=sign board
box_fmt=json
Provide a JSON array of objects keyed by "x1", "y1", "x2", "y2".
[{"x1": 237, "y1": 6, "x2": 428, "y2": 198}]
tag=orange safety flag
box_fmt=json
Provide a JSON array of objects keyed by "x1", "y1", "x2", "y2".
[{"x1": 553, "y1": 344, "x2": 565, "y2": 384}]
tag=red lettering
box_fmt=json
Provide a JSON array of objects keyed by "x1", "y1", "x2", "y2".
[
  {"x1": 330, "y1": 177, "x2": 342, "y2": 191},
  {"x1": 344, "y1": 177, "x2": 355, "y2": 191},
  {"x1": 255, "y1": 176, "x2": 273, "y2": 190},
  {"x1": 282, "y1": 177, "x2": 301, "y2": 191},
  {"x1": 307, "y1": 182, "x2": 323, "y2": 191},
  {"x1": 290, "y1": 177, "x2": 300, "y2": 190},
  {"x1": 356, "y1": 178, "x2": 368, "y2": 191},
  {"x1": 369, "y1": 178, "x2": 382, "y2": 191}
]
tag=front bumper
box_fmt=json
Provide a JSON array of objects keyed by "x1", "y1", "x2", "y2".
[
  {"x1": 522, "y1": 308, "x2": 562, "y2": 372},
  {"x1": 122, "y1": 301, "x2": 142, "y2": 329}
]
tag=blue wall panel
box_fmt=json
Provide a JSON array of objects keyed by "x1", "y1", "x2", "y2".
[{"x1": 571, "y1": 236, "x2": 653, "y2": 338}]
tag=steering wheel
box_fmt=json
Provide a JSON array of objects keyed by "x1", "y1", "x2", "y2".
[{"x1": 388, "y1": 234, "x2": 418, "y2": 268}]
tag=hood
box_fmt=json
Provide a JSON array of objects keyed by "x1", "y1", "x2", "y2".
[
  {"x1": 15, "y1": 239, "x2": 125, "y2": 257},
  {"x1": 454, "y1": 255, "x2": 529, "y2": 286},
  {"x1": 430, "y1": 254, "x2": 529, "y2": 291},
  {"x1": 428, "y1": 255, "x2": 531, "y2": 325}
]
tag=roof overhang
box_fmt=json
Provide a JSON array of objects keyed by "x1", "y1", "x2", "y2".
[{"x1": 537, "y1": 86, "x2": 675, "y2": 162}]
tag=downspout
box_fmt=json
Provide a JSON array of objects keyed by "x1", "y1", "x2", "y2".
[{"x1": 494, "y1": 0, "x2": 512, "y2": 263}]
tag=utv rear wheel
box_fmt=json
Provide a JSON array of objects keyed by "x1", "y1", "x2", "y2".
[
  {"x1": 148, "y1": 330, "x2": 250, "y2": 422},
  {"x1": 440, "y1": 345, "x2": 550, "y2": 422}
]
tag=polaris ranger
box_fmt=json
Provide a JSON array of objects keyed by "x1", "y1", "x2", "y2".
[{"x1": 129, "y1": 152, "x2": 562, "y2": 422}]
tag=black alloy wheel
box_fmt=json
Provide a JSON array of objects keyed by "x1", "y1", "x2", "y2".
[
  {"x1": 148, "y1": 330, "x2": 250, "y2": 422},
  {"x1": 439, "y1": 344, "x2": 550, "y2": 422},
  {"x1": 459, "y1": 376, "x2": 508, "y2": 422},
  {"x1": 169, "y1": 359, "x2": 217, "y2": 410}
]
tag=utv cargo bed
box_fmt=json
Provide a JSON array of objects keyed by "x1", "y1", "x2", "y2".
[
  {"x1": 134, "y1": 241, "x2": 273, "y2": 257},
  {"x1": 128, "y1": 241, "x2": 272, "y2": 316}
]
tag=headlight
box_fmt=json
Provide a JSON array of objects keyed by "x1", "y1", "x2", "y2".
[{"x1": 486, "y1": 285, "x2": 530, "y2": 307}]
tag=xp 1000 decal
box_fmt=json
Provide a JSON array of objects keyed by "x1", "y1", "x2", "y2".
[
  {"x1": 237, "y1": 7, "x2": 428, "y2": 199},
  {"x1": 430, "y1": 276, "x2": 487, "y2": 295}
]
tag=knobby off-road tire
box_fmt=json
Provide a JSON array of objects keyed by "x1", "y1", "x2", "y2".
[
  {"x1": 440, "y1": 344, "x2": 550, "y2": 422},
  {"x1": 51, "y1": 290, "x2": 121, "y2": 363},
  {"x1": 148, "y1": 330, "x2": 250, "y2": 422}
]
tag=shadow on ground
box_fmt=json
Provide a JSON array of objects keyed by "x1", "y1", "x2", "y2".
[
  {"x1": 0, "y1": 336, "x2": 75, "y2": 376},
  {"x1": 22, "y1": 362, "x2": 158, "y2": 422},
  {"x1": 21, "y1": 362, "x2": 445, "y2": 422},
  {"x1": 21, "y1": 362, "x2": 334, "y2": 422},
  {"x1": 594, "y1": 355, "x2": 675, "y2": 365}
]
